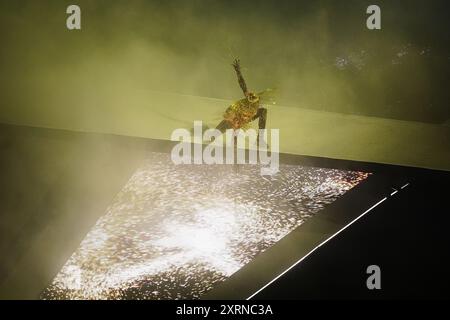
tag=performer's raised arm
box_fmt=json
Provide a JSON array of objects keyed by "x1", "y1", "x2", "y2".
[{"x1": 232, "y1": 59, "x2": 249, "y2": 96}]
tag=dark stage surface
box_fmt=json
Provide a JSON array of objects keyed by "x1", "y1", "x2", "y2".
[
  {"x1": 253, "y1": 177, "x2": 450, "y2": 299},
  {"x1": 0, "y1": 123, "x2": 449, "y2": 299}
]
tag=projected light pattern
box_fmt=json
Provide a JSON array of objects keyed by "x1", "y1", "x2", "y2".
[{"x1": 42, "y1": 152, "x2": 369, "y2": 300}]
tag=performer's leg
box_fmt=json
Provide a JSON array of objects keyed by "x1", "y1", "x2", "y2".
[
  {"x1": 258, "y1": 108, "x2": 267, "y2": 130},
  {"x1": 215, "y1": 120, "x2": 232, "y2": 134},
  {"x1": 253, "y1": 108, "x2": 268, "y2": 148}
]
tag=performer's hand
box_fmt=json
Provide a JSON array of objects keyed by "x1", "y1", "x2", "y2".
[{"x1": 232, "y1": 59, "x2": 241, "y2": 71}]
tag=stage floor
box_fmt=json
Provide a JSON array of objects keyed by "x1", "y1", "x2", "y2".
[
  {"x1": 1, "y1": 124, "x2": 442, "y2": 299},
  {"x1": 42, "y1": 152, "x2": 368, "y2": 299}
]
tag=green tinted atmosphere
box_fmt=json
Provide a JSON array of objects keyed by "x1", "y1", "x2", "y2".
[
  {"x1": 0, "y1": 0, "x2": 449, "y2": 126},
  {"x1": 0, "y1": 1, "x2": 449, "y2": 299}
]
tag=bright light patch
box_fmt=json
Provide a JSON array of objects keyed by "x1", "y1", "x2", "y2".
[{"x1": 42, "y1": 152, "x2": 369, "y2": 300}]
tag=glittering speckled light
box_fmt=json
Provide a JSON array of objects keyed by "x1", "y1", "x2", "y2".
[{"x1": 42, "y1": 152, "x2": 368, "y2": 300}]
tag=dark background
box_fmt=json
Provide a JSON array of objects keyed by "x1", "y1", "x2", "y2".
[{"x1": 254, "y1": 171, "x2": 450, "y2": 299}]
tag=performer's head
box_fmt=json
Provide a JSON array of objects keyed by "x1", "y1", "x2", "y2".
[{"x1": 247, "y1": 92, "x2": 259, "y2": 103}]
